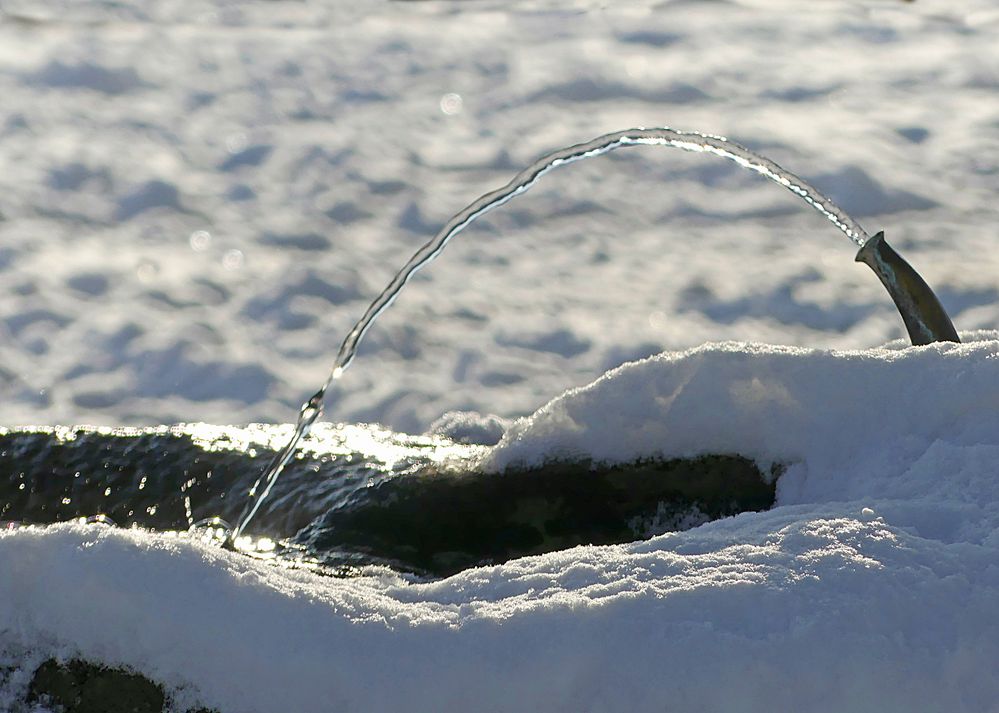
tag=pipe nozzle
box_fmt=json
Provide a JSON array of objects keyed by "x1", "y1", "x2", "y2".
[{"x1": 856, "y1": 231, "x2": 959, "y2": 346}]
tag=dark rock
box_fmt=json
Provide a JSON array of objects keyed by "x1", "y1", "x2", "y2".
[
  {"x1": 28, "y1": 658, "x2": 165, "y2": 713},
  {"x1": 293, "y1": 454, "x2": 778, "y2": 577}
]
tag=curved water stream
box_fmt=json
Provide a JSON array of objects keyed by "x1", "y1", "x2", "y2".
[{"x1": 231, "y1": 126, "x2": 872, "y2": 541}]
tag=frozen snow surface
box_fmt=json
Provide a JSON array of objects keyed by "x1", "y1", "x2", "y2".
[{"x1": 2, "y1": 0, "x2": 999, "y2": 710}]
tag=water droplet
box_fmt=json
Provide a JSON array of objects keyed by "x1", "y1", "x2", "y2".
[
  {"x1": 440, "y1": 93, "x2": 463, "y2": 116},
  {"x1": 648, "y1": 310, "x2": 668, "y2": 329},
  {"x1": 188, "y1": 516, "x2": 231, "y2": 545},
  {"x1": 189, "y1": 230, "x2": 212, "y2": 252},
  {"x1": 232, "y1": 535, "x2": 255, "y2": 551},
  {"x1": 222, "y1": 249, "x2": 244, "y2": 271}
]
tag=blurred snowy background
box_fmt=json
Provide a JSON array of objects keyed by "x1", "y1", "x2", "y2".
[{"x1": 0, "y1": 0, "x2": 996, "y2": 431}]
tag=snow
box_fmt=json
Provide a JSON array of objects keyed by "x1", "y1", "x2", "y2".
[
  {"x1": 2, "y1": 0, "x2": 999, "y2": 710},
  {"x1": 1, "y1": 0, "x2": 998, "y2": 433},
  {"x1": 428, "y1": 410, "x2": 510, "y2": 445},
  {"x1": 5, "y1": 337, "x2": 999, "y2": 711},
  {"x1": 489, "y1": 337, "x2": 999, "y2": 492}
]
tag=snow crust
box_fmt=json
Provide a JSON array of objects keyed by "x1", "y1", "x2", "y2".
[{"x1": 5, "y1": 338, "x2": 999, "y2": 712}]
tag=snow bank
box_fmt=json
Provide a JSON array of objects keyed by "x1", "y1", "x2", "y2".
[
  {"x1": 4, "y1": 338, "x2": 999, "y2": 712},
  {"x1": 496, "y1": 337, "x2": 992, "y2": 482}
]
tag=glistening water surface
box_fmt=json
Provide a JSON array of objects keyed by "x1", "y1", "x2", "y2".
[{"x1": 0, "y1": 424, "x2": 777, "y2": 577}]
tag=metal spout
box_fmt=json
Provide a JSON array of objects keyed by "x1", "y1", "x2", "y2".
[{"x1": 856, "y1": 231, "x2": 959, "y2": 346}]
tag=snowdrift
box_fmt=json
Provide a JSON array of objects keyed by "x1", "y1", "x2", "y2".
[{"x1": 4, "y1": 336, "x2": 999, "y2": 712}]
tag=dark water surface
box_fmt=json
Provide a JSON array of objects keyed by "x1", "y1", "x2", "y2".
[{"x1": 0, "y1": 424, "x2": 776, "y2": 577}]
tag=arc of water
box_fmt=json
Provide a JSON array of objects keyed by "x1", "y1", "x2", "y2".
[{"x1": 229, "y1": 126, "x2": 872, "y2": 543}]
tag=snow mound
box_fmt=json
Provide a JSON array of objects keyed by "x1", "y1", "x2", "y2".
[
  {"x1": 4, "y1": 338, "x2": 999, "y2": 711},
  {"x1": 493, "y1": 336, "x2": 994, "y2": 502}
]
